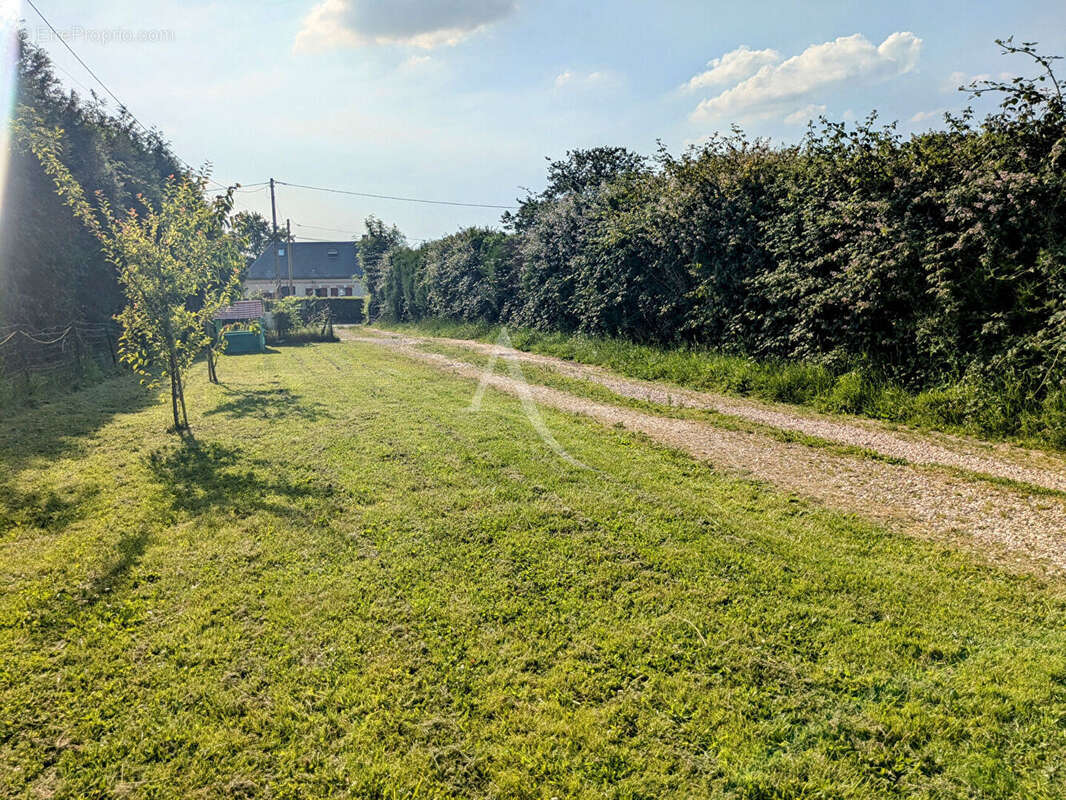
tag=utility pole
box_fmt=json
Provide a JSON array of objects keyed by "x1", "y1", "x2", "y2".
[
  {"x1": 286, "y1": 219, "x2": 294, "y2": 297},
  {"x1": 269, "y1": 177, "x2": 280, "y2": 297}
]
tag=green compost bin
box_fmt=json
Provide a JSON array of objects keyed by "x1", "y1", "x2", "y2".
[{"x1": 222, "y1": 329, "x2": 265, "y2": 354}]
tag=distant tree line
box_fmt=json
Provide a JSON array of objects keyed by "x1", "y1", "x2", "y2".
[{"x1": 363, "y1": 40, "x2": 1066, "y2": 426}]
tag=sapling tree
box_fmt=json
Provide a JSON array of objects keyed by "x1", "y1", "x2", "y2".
[{"x1": 15, "y1": 112, "x2": 244, "y2": 430}]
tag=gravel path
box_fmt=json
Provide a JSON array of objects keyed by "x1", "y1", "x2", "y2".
[
  {"x1": 379, "y1": 330, "x2": 1066, "y2": 492},
  {"x1": 341, "y1": 328, "x2": 1066, "y2": 575}
]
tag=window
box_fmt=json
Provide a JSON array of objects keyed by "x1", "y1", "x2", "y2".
[
  {"x1": 344, "y1": 287, "x2": 353, "y2": 297},
  {"x1": 330, "y1": 287, "x2": 339, "y2": 297},
  {"x1": 305, "y1": 288, "x2": 314, "y2": 296},
  {"x1": 316, "y1": 288, "x2": 327, "y2": 297}
]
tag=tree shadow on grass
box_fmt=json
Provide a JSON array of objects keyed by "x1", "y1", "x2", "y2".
[
  {"x1": 82, "y1": 526, "x2": 151, "y2": 604},
  {"x1": 0, "y1": 374, "x2": 154, "y2": 474},
  {"x1": 203, "y1": 385, "x2": 332, "y2": 422},
  {"x1": 18, "y1": 518, "x2": 152, "y2": 639},
  {"x1": 0, "y1": 483, "x2": 102, "y2": 535},
  {"x1": 0, "y1": 374, "x2": 153, "y2": 584},
  {"x1": 145, "y1": 434, "x2": 336, "y2": 519},
  {"x1": 20, "y1": 435, "x2": 335, "y2": 640}
]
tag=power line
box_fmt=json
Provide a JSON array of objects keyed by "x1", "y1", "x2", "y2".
[
  {"x1": 220, "y1": 186, "x2": 445, "y2": 243},
  {"x1": 293, "y1": 232, "x2": 431, "y2": 245},
  {"x1": 23, "y1": 7, "x2": 516, "y2": 208},
  {"x1": 294, "y1": 224, "x2": 430, "y2": 243},
  {"x1": 291, "y1": 234, "x2": 348, "y2": 243},
  {"x1": 25, "y1": 1, "x2": 147, "y2": 131},
  {"x1": 294, "y1": 222, "x2": 359, "y2": 235},
  {"x1": 275, "y1": 180, "x2": 517, "y2": 210},
  {"x1": 50, "y1": 60, "x2": 95, "y2": 96},
  {"x1": 24, "y1": 0, "x2": 230, "y2": 191},
  {"x1": 207, "y1": 182, "x2": 269, "y2": 194}
]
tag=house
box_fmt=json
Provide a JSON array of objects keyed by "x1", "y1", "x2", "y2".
[{"x1": 243, "y1": 241, "x2": 366, "y2": 299}]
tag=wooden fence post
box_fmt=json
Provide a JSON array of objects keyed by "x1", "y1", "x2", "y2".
[
  {"x1": 71, "y1": 327, "x2": 83, "y2": 373},
  {"x1": 104, "y1": 325, "x2": 118, "y2": 366}
]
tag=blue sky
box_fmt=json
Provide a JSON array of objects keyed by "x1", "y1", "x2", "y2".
[{"x1": 11, "y1": 0, "x2": 1066, "y2": 241}]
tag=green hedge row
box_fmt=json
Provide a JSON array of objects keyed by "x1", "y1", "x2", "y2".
[
  {"x1": 267, "y1": 297, "x2": 365, "y2": 325},
  {"x1": 362, "y1": 49, "x2": 1066, "y2": 442}
]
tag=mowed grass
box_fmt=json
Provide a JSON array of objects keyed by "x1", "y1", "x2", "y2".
[{"x1": 1, "y1": 341, "x2": 1065, "y2": 799}]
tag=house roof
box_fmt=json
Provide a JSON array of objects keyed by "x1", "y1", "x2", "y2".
[
  {"x1": 246, "y1": 241, "x2": 361, "y2": 281},
  {"x1": 215, "y1": 299, "x2": 265, "y2": 321}
]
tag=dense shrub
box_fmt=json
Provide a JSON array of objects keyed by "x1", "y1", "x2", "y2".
[
  {"x1": 369, "y1": 42, "x2": 1065, "y2": 441},
  {"x1": 265, "y1": 297, "x2": 345, "y2": 342},
  {"x1": 314, "y1": 298, "x2": 366, "y2": 324}
]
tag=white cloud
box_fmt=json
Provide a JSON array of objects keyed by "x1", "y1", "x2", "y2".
[
  {"x1": 689, "y1": 32, "x2": 923, "y2": 121},
  {"x1": 783, "y1": 103, "x2": 826, "y2": 124},
  {"x1": 401, "y1": 54, "x2": 433, "y2": 70},
  {"x1": 910, "y1": 108, "x2": 946, "y2": 123},
  {"x1": 295, "y1": 0, "x2": 517, "y2": 52},
  {"x1": 554, "y1": 69, "x2": 620, "y2": 90},
  {"x1": 942, "y1": 70, "x2": 1012, "y2": 93},
  {"x1": 682, "y1": 45, "x2": 781, "y2": 92},
  {"x1": 554, "y1": 70, "x2": 575, "y2": 87},
  {"x1": 944, "y1": 70, "x2": 969, "y2": 91}
]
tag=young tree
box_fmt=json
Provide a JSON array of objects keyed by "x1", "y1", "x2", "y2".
[
  {"x1": 15, "y1": 112, "x2": 243, "y2": 430},
  {"x1": 356, "y1": 215, "x2": 406, "y2": 320}
]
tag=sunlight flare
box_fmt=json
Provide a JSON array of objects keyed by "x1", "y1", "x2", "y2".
[{"x1": 0, "y1": 0, "x2": 19, "y2": 223}]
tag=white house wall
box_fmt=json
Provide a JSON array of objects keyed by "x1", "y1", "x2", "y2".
[{"x1": 244, "y1": 279, "x2": 367, "y2": 298}]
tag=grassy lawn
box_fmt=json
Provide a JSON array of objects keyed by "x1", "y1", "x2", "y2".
[{"x1": 2, "y1": 340, "x2": 1065, "y2": 798}]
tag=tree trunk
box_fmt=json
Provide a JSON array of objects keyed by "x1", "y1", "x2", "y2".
[
  {"x1": 167, "y1": 348, "x2": 181, "y2": 430},
  {"x1": 175, "y1": 364, "x2": 189, "y2": 429},
  {"x1": 206, "y1": 322, "x2": 219, "y2": 384}
]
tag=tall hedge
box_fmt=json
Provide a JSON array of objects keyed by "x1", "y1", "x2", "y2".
[
  {"x1": 372, "y1": 46, "x2": 1066, "y2": 427},
  {"x1": 4, "y1": 32, "x2": 184, "y2": 327}
]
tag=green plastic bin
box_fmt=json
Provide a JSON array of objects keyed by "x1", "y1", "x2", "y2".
[{"x1": 222, "y1": 329, "x2": 265, "y2": 354}]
